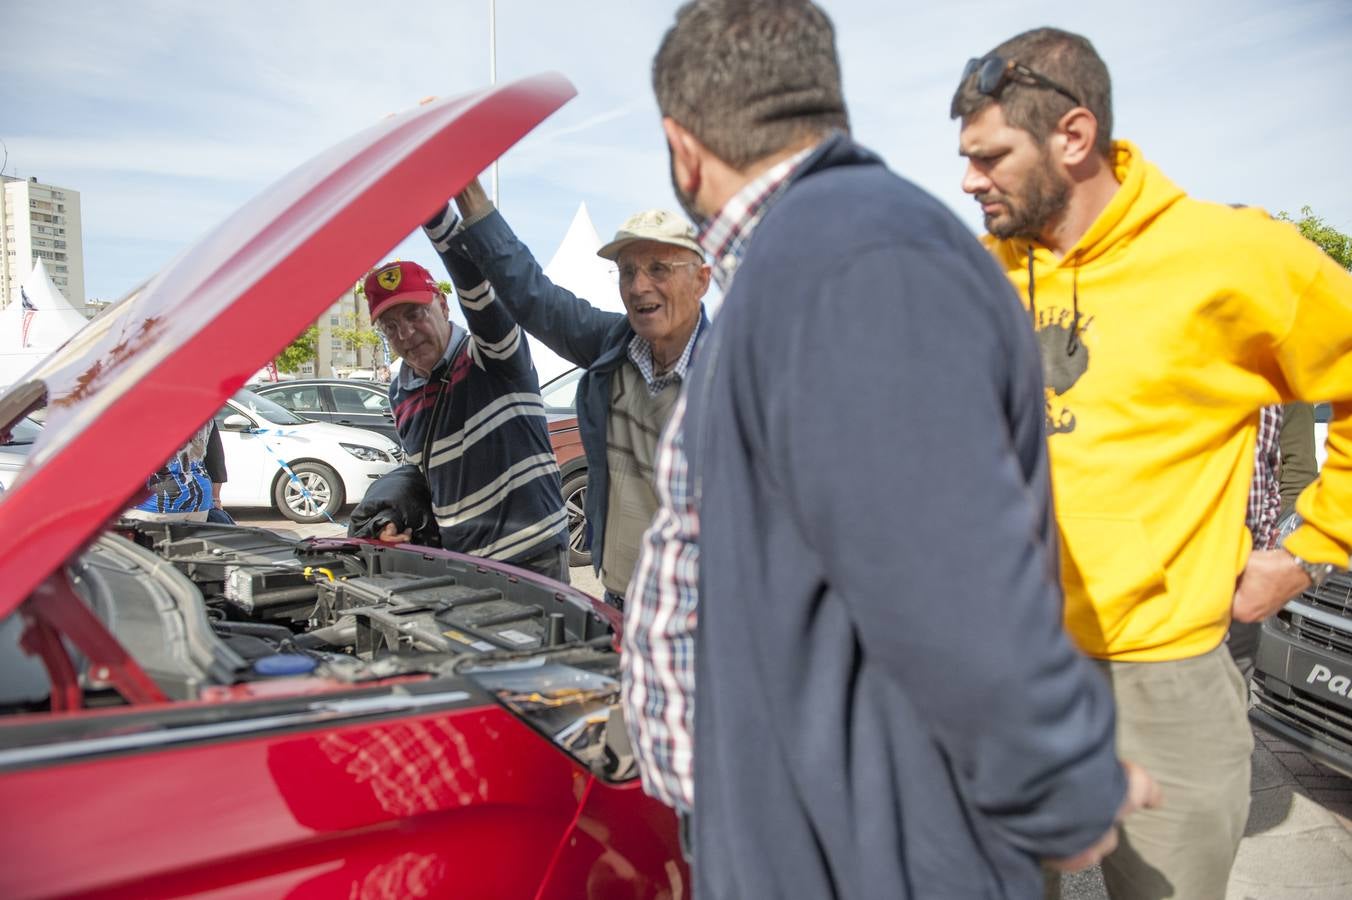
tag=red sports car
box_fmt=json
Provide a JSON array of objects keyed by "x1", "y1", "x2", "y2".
[{"x1": 0, "y1": 74, "x2": 685, "y2": 899}]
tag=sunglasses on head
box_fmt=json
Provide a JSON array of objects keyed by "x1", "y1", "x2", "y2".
[{"x1": 962, "y1": 54, "x2": 1083, "y2": 108}]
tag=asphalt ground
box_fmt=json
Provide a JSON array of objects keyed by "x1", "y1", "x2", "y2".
[{"x1": 236, "y1": 508, "x2": 1352, "y2": 898}]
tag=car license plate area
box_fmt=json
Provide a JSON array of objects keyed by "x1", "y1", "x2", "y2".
[{"x1": 1272, "y1": 641, "x2": 1352, "y2": 717}]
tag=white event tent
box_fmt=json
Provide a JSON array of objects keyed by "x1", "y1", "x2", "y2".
[
  {"x1": 531, "y1": 202, "x2": 622, "y2": 384},
  {"x1": 0, "y1": 259, "x2": 91, "y2": 386}
]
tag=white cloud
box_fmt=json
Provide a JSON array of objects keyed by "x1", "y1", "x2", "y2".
[{"x1": 2, "y1": 0, "x2": 1349, "y2": 302}]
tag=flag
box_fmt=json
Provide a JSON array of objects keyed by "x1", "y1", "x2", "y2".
[{"x1": 20, "y1": 287, "x2": 36, "y2": 349}]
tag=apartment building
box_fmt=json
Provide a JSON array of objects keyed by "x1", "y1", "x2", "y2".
[
  {"x1": 300, "y1": 288, "x2": 384, "y2": 378},
  {"x1": 0, "y1": 175, "x2": 85, "y2": 310}
]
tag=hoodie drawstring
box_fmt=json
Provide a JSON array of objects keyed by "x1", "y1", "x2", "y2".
[
  {"x1": 1027, "y1": 243, "x2": 1082, "y2": 357},
  {"x1": 1068, "y1": 255, "x2": 1081, "y2": 357}
]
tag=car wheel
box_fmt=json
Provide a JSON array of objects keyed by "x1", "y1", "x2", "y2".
[
  {"x1": 562, "y1": 470, "x2": 590, "y2": 568},
  {"x1": 273, "y1": 461, "x2": 345, "y2": 524}
]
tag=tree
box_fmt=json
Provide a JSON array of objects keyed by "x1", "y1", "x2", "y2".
[
  {"x1": 332, "y1": 312, "x2": 383, "y2": 364},
  {"x1": 276, "y1": 325, "x2": 319, "y2": 373},
  {"x1": 1277, "y1": 206, "x2": 1352, "y2": 271},
  {"x1": 352, "y1": 276, "x2": 391, "y2": 366}
]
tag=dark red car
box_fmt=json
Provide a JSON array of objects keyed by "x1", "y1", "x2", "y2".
[
  {"x1": 540, "y1": 367, "x2": 590, "y2": 567},
  {"x1": 0, "y1": 74, "x2": 684, "y2": 899}
]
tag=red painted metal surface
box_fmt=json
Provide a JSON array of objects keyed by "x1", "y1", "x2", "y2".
[
  {"x1": 549, "y1": 415, "x2": 585, "y2": 470},
  {"x1": 0, "y1": 703, "x2": 685, "y2": 898},
  {"x1": 0, "y1": 73, "x2": 688, "y2": 898},
  {"x1": 23, "y1": 571, "x2": 168, "y2": 707},
  {"x1": 0, "y1": 72, "x2": 576, "y2": 614},
  {"x1": 16, "y1": 613, "x2": 81, "y2": 712},
  {"x1": 536, "y1": 775, "x2": 689, "y2": 900}
]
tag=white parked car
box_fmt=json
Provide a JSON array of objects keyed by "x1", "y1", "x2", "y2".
[
  {"x1": 215, "y1": 388, "x2": 401, "y2": 523},
  {"x1": 0, "y1": 418, "x2": 41, "y2": 491}
]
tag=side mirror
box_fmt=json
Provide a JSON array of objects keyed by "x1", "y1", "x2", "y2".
[{"x1": 220, "y1": 414, "x2": 254, "y2": 433}]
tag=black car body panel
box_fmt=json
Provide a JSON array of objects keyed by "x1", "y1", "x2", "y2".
[{"x1": 1251, "y1": 570, "x2": 1352, "y2": 778}]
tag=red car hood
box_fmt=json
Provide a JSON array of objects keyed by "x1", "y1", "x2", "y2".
[{"x1": 0, "y1": 73, "x2": 575, "y2": 615}]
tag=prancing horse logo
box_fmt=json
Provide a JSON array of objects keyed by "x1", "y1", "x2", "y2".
[{"x1": 376, "y1": 266, "x2": 403, "y2": 292}]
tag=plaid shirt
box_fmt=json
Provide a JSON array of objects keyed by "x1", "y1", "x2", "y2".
[
  {"x1": 627, "y1": 324, "x2": 700, "y2": 398},
  {"x1": 622, "y1": 146, "x2": 815, "y2": 812},
  {"x1": 1248, "y1": 404, "x2": 1284, "y2": 550}
]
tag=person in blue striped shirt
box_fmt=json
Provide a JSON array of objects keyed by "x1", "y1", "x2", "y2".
[
  {"x1": 126, "y1": 421, "x2": 214, "y2": 522},
  {"x1": 360, "y1": 256, "x2": 568, "y2": 582}
]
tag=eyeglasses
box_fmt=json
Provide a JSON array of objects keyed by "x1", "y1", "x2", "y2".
[
  {"x1": 611, "y1": 260, "x2": 701, "y2": 287},
  {"x1": 375, "y1": 303, "x2": 435, "y2": 339},
  {"x1": 962, "y1": 55, "x2": 1083, "y2": 108}
]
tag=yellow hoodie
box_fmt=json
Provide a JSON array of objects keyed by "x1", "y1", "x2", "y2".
[{"x1": 986, "y1": 141, "x2": 1352, "y2": 662}]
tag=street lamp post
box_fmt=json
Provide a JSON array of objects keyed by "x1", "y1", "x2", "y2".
[{"x1": 489, "y1": 0, "x2": 499, "y2": 206}]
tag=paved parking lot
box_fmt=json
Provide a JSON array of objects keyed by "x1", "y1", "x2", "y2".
[
  {"x1": 234, "y1": 507, "x2": 1352, "y2": 898},
  {"x1": 1057, "y1": 725, "x2": 1352, "y2": 899}
]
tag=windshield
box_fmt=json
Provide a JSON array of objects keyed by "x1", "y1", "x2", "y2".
[
  {"x1": 1, "y1": 418, "x2": 42, "y2": 446},
  {"x1": 230, "y1": 389, "x2": 307, "y2": 426},
  {"x1": 541, "y1": 367, "x2": 581, "y2": 415}
]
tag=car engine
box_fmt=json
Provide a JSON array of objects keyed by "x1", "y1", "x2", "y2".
[{"x1": 1, "y1": 520, "x2": 635, "y2": 780}]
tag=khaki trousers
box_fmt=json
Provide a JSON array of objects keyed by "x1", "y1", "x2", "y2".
[
  {"x1": 1101, "y1": 644, "x2": 1253, "y2": 899},
  {"x1": 1045, "y1": 645, "x2": 1252, "y2": 900}
]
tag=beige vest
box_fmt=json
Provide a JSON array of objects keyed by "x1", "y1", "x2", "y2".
[{"x1": 602, "y1": 361, "x2": 681, "y2": 595}]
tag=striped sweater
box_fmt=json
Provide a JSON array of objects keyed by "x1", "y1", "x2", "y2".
[{"x1": 385, "y1": 214, "x2": 566, "y2": 564}]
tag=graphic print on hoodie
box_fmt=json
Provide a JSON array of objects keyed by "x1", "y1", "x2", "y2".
[{"x1": 1033, "y1": 304, "x2": 1094, "y2": 434}]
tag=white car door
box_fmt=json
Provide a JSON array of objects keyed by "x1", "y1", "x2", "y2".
[{"x1": 213, "y1": 404, "x2": 276, "y2": 506}]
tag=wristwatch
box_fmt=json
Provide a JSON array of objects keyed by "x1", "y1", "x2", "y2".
[
  {"x1": 1278, "y1": 512, "x2": 1346, "y2": 590},
  {"x1": 1280, "y1": 546, "x2": 1339, "y2": 590}
]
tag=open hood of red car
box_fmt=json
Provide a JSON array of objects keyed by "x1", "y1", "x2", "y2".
[{"x1": 0, "y1": 73, "x2": 576, "y2": 615}]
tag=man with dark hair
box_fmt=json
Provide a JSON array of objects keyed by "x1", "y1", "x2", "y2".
[
  {"x1": 629, "y1": 3, "x2": 1153, "y2": 896},
  {"x1": 953, "y1": 26, "x2": 1352, "y2": 899},
  {"x1": 952, "y1": 28, "x2": 1114, "y2": 164}
]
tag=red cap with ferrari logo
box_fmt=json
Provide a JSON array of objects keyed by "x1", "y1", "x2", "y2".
[{"x1": 363, "y1": 260, "x2": 441, "y2": 320}]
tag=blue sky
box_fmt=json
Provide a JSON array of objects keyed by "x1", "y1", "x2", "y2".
[{"x1": 2, "y1": 0, "x2": 1349, "y2": 304}]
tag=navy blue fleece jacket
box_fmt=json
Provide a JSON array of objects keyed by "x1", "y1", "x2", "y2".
[{"x1": 684, "y1": 135, "x2": 1125, "y2": 898}]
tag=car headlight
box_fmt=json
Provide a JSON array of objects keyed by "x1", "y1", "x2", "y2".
[{"x1": 340, "y1": 443, "x2": 394, "y2": 463}]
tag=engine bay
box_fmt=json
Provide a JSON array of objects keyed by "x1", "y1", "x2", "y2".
[
  {"x1": 1, "y1": 521, "x2": 635, "y2": 779},
  {"x1": 128, "y1": 520, "x2": 612, "y2": 677}
]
